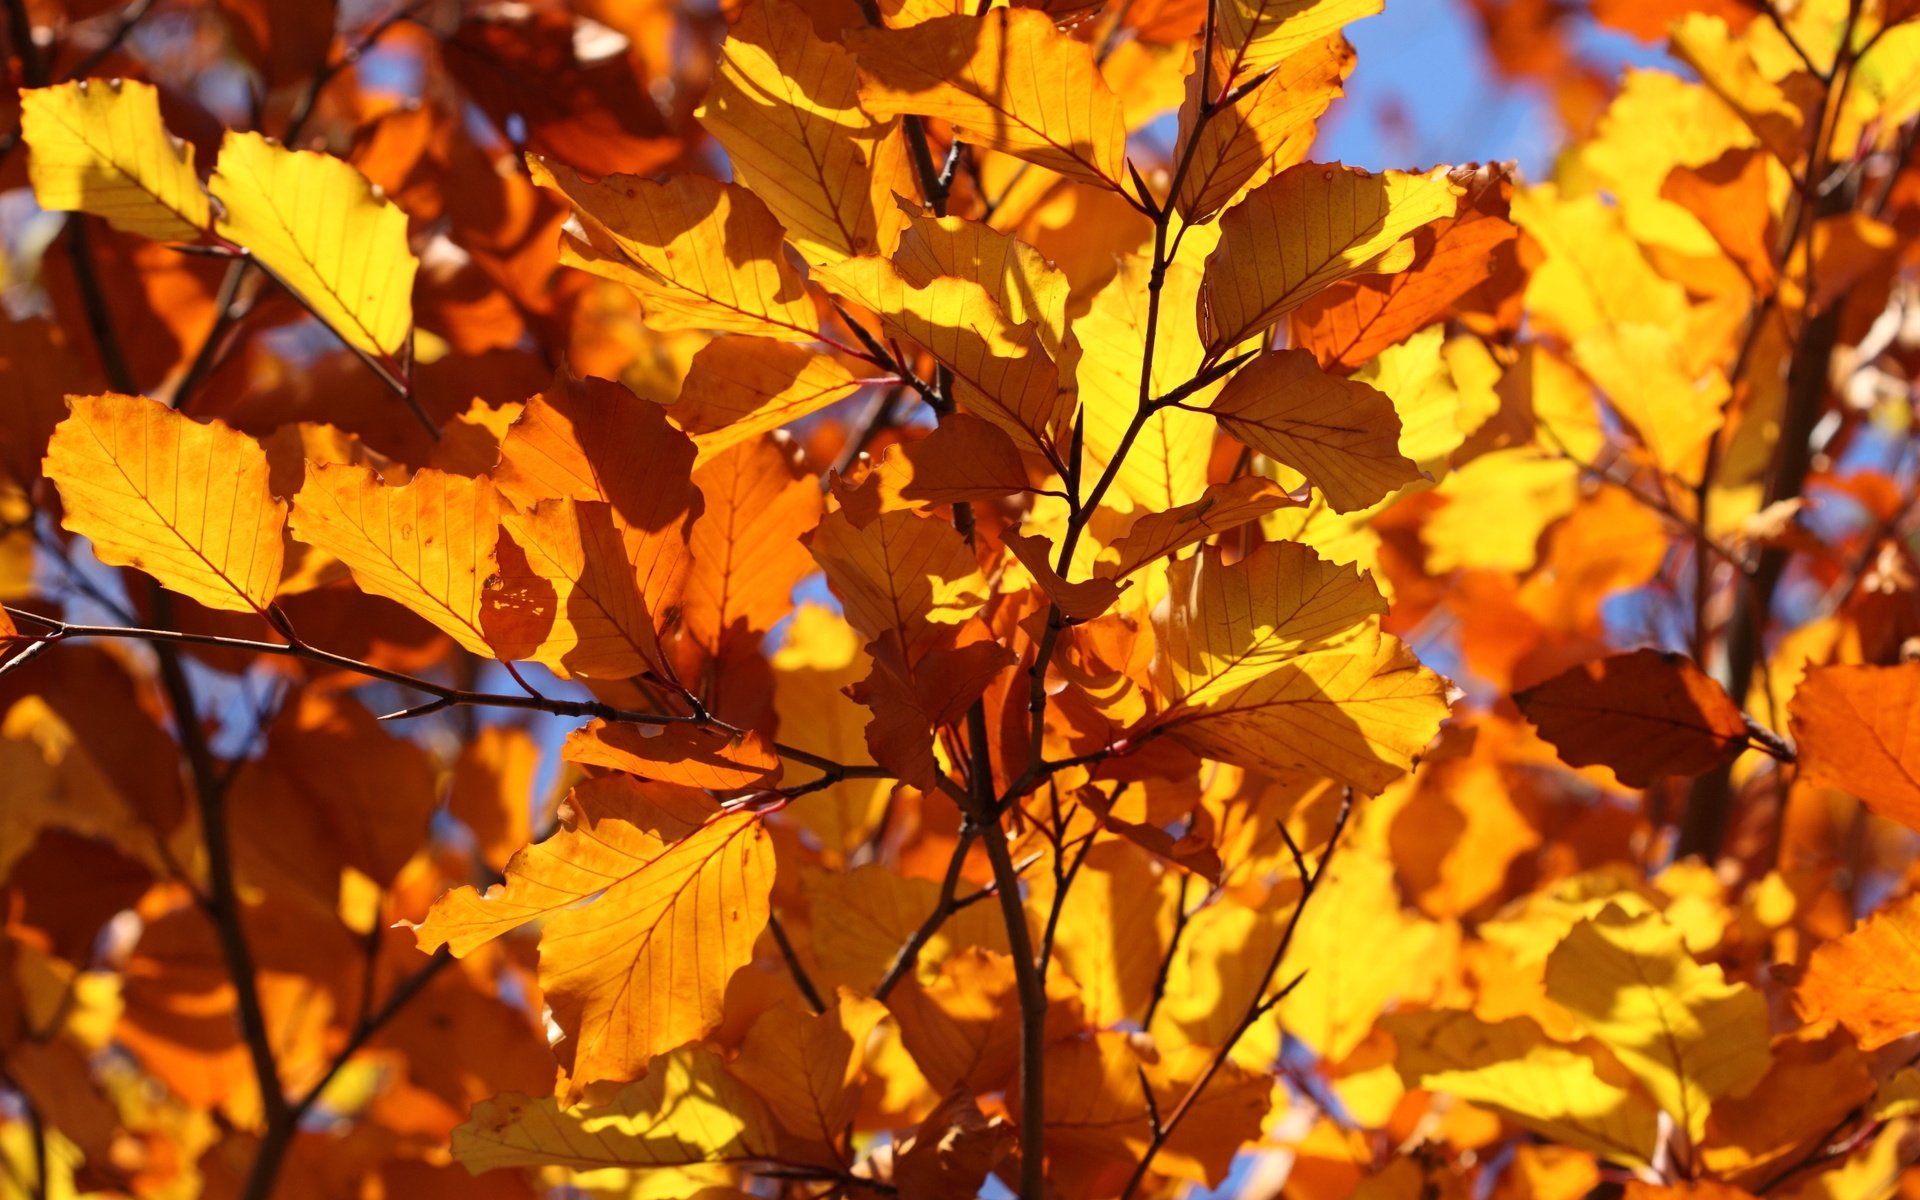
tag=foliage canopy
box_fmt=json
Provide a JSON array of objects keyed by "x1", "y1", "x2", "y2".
[{"x1": 7, "y1": 1, "x2": 1920, "y2": 1198}]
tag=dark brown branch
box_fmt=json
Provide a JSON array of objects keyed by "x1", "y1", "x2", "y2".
[{"x1": 768, "y1": 912, "x2": 827, "y2": 1015}]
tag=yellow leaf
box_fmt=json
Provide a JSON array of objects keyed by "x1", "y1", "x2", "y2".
[
  {"x1": 893, "y1": 210, "x2": 1074, "y2": 375},
  {"x1": 1039, "y1": 1033, "x2": 1271, "y2": 1194},
  {"x1": 414, "y1": 776, "x2": 772, "y2": 1092},
  {"x1": 1383, "y1": 1010, "x2": 1661, "y2": 1169},
  {"x1": 1159, "y1": 634, "x2": 1452, "y2": 794},
  {"x1": 452, "y1": 1046, "x2": 778, "y2": 1172},
  {"x1": 1543, "y1": 904, "x2": 1771, "y2": 1140},
  {"x1": 696, "y1": 0, "x2": 904, "y2": 264},
  {"x1": 1215, "y1": 0, "x2": 1381, "y2": 88},
  {"x1": 850, "y1": 9, "x2": 1131, "y2": 191},
  {"x1": 1160, "y1": 541, "x2": 1386, "y2": 706},
  {"x1": 669, "y1": 339, "x2": 865, "y2": 465},
  {"x1": 1422, "y1": 451, "x2": 1579, "y2": 575},
  {"x1": 1076, "y1": 256, "x2": 1214, "y2": 512},
  {"x1": 1571, "y1": 323, "x2": 1728, "y2": 478},
  {"x1": 530, "y1": 157, "x2": 819, "y2": 341},
  {"x1": 1027, "y1": 843, "x2": 1179, "y2": 1026},
  {"x1": 685, "y1": 434, "x2": 823, "y2": 651},
  {"x1": 1280, "y1": 847, "x2": 1447, "y2": 1062},
  {"x1": 808, "y1": 507, "x2": 989, "y2": 655},
  {"x1": 1208, "y1": 348, "x2": 1423, "y2": 513},
  {"x1": 210, "y1": 131, "x2": 417, "y2": 359},
  {"x1": 563, "y1": 719, "x2": 782, "y2": 791},
  {"x1": 287, "y1": 464, "x2": 500, "y2": 658},
  {"x1": 43, "y1": 393, "x2": 283, "y2": 614},
  {"x1": 801, "y1": 862, "x2": 1012, "y2": 991},
  {"x1": 20, "y1": 79, "x2": 209, "y2": 241},
  {"x1": 1508, "y1": 184, "x2": 1689, "y2": 344},
  {"x1": 1198, "y1": 164, "x2": 1459, "y2": 353},
  {"x1": 815, "y1": 256, "x2": 1067, "y2": 452}
]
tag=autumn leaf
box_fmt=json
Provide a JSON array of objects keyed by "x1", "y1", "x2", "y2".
[
  {"x1": 20, "y1": 79, "x2": 210, "y2": 240},
  {"x1": 1102, "y1": 475, "x2": 1300, "y2": 577},
  {"x1": 530, "y1": 157, "x2": 820, "y2": 340},
  {"x1": 668, "y1": 339, "x2": 865, "y2": 464},
  {"x1": 1159, "y1": 541, "x2": 1385, "y2": 704},
  {"x1": 1544, "y1": 904, "x2": 1771, "y2": 1140},
  {"x1": 1517, "y1": 650, "x2": 1755, "y2": 787},
  {"x1": 1795, "y1": 892, "x2": 1920, "y2": 1050},
  {"x1": 1215, "y1": 0, "x2": 1383, "y2": 88},
  {"x1": 729, "y1": 992, "x2": 887, "y2": 1151},
  {"x1": 1198, "y1": 163, "x2": 1461, "y2": 352},
  {"x1": 563, "y1": 719, "x2": 782, "y2": 791},
  {"x1": 697, "y1": 0, "x2": 904, "y2": 264},
  {"x1": 850, "y1": 9, "x2": 1131, "y2": 192},
  {"x1": 808, "y1": 507, "x2": 990, "y2": 656},
  {"x1": 1174, "y1": 37, "x2": 1351, "y2": 224},
  {"x1": 815, "y1": 255, "x2": 1068, "y2": 452},
  {"x1": 412, "y1": 776, "x2": 773, "y2": 1091},
  {"x1": 1791, "y1": 663, "x2": 1920, "y2": 831},
  {"x1": 287, "y1": 464, "x2": 501, "y2": 658},
  {"x1": 1384, "y1": 1010, "x2": 1661, "y2": 1168},
  {"x1": 1207, "y1": 348, "x2": 1424, "y2": 513},
  {"x1": 1158, "y1": 634, "x2": 1452, "y2": 793},
  {"x1": 43, "y1": 393, "x2": 284, "y2": 614},
  {"x1": 453, "y1": 1046, "x2": 779, "y2": 1172},
  {"x1": 210, "y1": 132, "x2": 418, "y2": 359}
]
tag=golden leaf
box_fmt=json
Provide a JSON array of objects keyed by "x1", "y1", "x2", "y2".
[
  {"x1": 530, "y1": 157, "x2": 819, "y2": 341},
  {"x1": 697, "y1": 0, "x2": 905, "y2": 264},
  {"x1": 20, "y1": 79, "x2": 209, "y2": 240},
  {"x1": 1543, "y1": 904, "x2": 1771, "y2": 1140},
  {"x1": 1159, "y1": 541, "x2": 1386, "y2": 707},
  {"x1": 850, "y1": 9, "x2": 1131, "y2": 191},
  {"x1": 1208, "y1": 348, "x2": 1423, "y2": 514},
  {"x1": 1383, "y1": 1010, "x2": 1660, "y2": 1169},
  {"x1": 287, "y1": 464, "x2": 500, "y2": 658},
  {"x1": 43, "y1": 393, "x2": 284, "y2": 614},
  {"x1": 413, "y1": 776, "x2": 773, "y2": 1092},
  {"x1": 210, "y1": 132, "x2": 418, "y2": 358},
  {"x1": 1159, "y1": 635, "x2": 1452, "y2": 793},
  {"x1": 452, "y1": 1046, "x2": 778, "y2": 1172},
  {"x1": 1198, "y1": 164, "x2": 1459, "y2": 352}
]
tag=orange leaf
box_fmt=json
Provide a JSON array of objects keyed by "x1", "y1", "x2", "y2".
[{"x1": 1790, "y1": 663, "x2": 1920, "y2": 831}]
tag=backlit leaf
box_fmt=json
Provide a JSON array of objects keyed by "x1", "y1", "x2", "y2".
[
  {"x1": 452, "y1": 1046, "x2": 778, "y2": 1172},
  {"x1": 1207, "y1": 348, "x2": 1423, "y2": 514},
  {"x1": 43, "y1": 393, "x2": 283, "y2": 614},
  {"x1": 20, "y1": 79, "x2": 209, "y2": 240},
  {"x1": 211, "y1": 132, "x2": 418, "y2": 358},
  {"x1": 1158, "y1": 634, "x2": 1451, "y2": 793},
  {"x1": 1790, "y1": 663, "x2": 1920, "y2": 832},
  {"x1": 413, "y1": 776, "x2": 772, "y2": 1092},
  {"x1": 1795, "y1": 892, "x2": 1920, "y2": 1051},
  {"x1": 850, "y1": 9, "x2": 1131, "y2": 191},
  {"x1": 530, "y1": 157, "x2": 820, "y2": 341},
  {"x1": 697, "y1": 0, "x2": 904, "y2": 264},
  {"x1": 1544, "y1": 904, "x2": 1771, "y2": 1139},
  {"x1": 287, "y1": 465, "x2": 500, "y2": 657},
  {"x1": 1198, "y1": 163, "x2": 1460, "y2": 353}
]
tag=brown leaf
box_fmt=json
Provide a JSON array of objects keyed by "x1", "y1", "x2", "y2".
[{"x1": 1516, "y1": 650, "x2": 1753, "y2": 787}]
